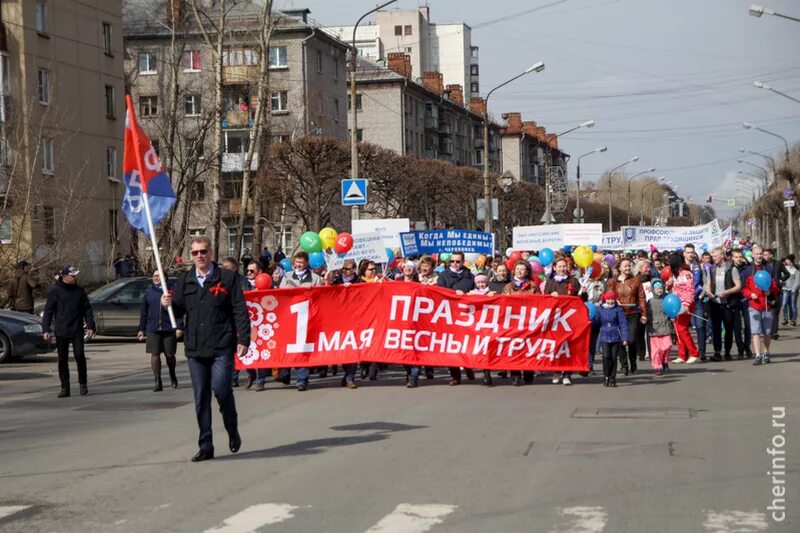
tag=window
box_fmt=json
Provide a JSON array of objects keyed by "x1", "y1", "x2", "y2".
[
  {"x1": 186, "y1": 138, "x2": 203, "y2": 159},
  {"x1": 221, "y1": 172, "x2": 242, "y2": 198},
  {"x1": 224, "y1": 131, "x2": 250, "y2": 154},
  {"x1": 43, "y1": 206, "x2": 55, "y2": 244},
  {"x1": 347, "y1": 94, "x2": 362, "y2": 111},
  {"x1": 105, "y1": 85, "x2": 115, "y2": 118},
  {"x1": 334, "y1": 98, "x2": 340, "y2": 122},
  {"x1": 404, "y1": 47, "x2": 413, "y2": 54},
  {"x1": 404, "y1": 25, "x2": 412, "y2": 36},
  {"x1": 270, "y1": 91, "x2": 287, "y2": 113},
  {"x1": 108, "y1": 209, "x2": 118, "y2": 244},
  {"x1": 41, "y1": 138, "x2": 54, "y2": 173},
  {"x1": 103, "y1": 22, "x2": 113, "y2": 55},
  {"x1": 35, "y1": 1, "x2": 48, "y2": 34},
  {"x1": 317, "y1": 50, "x2": 322, "y2": 73},
  {"x1": 271, "y1": 134, "x2": 290, "y2": 144},
  {"x1": 112, "y1": 280, "x2": 149, "y2": 304},
  {"x1": 106, "y1": 146, "x2": 117, "y2": 180},
  {"x1": 394, "y1": 25, "x2": 402, "y2": 36},
  {"x1": 151, "y1": 139, "x2": 160, "y2": 156},
  {"x1": 191, "y1": 182, "x2": 205, "y2": 201},
  {"x1": 189, "y1": 227, "x2": 206, "y2": 238},
  {"x1": 139, "y1": 95, "x2": 158, "y2": 117},
  {"x1": 470, "y1": 64, "x2": 479, "y2": 76},
  {"x1": 471, "y1": 46, "x2": 479, "y2": 58},
  {"x1": 471, "y1": 82, "x2": 479, "y2": 93},
  {"x1": 228, "y1": 228, "x2": 253, "y2": 255},
  {"x1": 350, "y1": 128, "x2": 363, "y2": 142},
  {"x1": 37, "y1": 69, "x2": 50, "y2": 104},
  {"x1": 184, "y1": 94, "x2": 201, "y2": 116},
  {"x1": 269, "y1": 46, "x2": 288, "y2": 68},
  {"x1": 333, "y1": 57, "x2": 339, "y2": 80},
  {"x1": 182, "y1": 50, "x2": 201, "y2": 71},
  {"x1": 222, "y1": 48, "x2": 258, "y2": 66},
  {"x1": 138, "y1": 52, "x2": 157, "y2": 74}
]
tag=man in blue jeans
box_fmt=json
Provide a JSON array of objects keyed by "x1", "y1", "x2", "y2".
[{"x1": 162, "y1": 236, "x2": 250, "y2": 462}]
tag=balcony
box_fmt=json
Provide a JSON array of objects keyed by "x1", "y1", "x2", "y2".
[
  {"x1": 439, "y1": 122, "x2": 453, "y2": 136},
  {"x1": 222, "y1": 152, "x2": 259, "y2": 172},
  {"x1": 474, "y1": 137, "x2": 484, "y2": 149},
  {"x1": 424, "y1": 115, "x2": 438, "y2": 130},
  {"x1": 221, "y1": 197, "x2": 254, "y2": 216},
  {"x1": 222, "y1": 64, "x2": 259, "y2": 84}
]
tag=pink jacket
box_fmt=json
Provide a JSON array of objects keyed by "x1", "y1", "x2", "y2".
[{"x1": 671, "y1": 269, "x2": 695, "y2": 306}]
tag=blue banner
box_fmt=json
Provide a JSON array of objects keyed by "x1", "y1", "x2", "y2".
[{"x1": 400, "y1": 230, "x2": 495, "y2": 256}]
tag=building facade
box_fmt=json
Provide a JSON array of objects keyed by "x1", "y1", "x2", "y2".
[
  {"x1": 0, "y1": 0, "x2": 126, "y2": 282},
  {"x1": 499, "y1": 112, "x2": 569, "y2": 186}
]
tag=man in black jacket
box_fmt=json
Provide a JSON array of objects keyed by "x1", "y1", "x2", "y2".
[
  {"x1": 42, "y1": 266, "x2": 95, "y2": 398},
  {"x1": 436, "y1": 251, "x2": 475, "y2": 385},
  {"x1": 161, "y1": 236, "x2": 250, "y2": 462}
]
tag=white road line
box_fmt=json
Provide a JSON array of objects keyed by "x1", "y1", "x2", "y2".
[
  {"x1": 703, "y1": 510, "x2": 768, "y2": 532},
  {"x1": 550, "y1": 506, "x2": 607, "y2": 533},
  {"x1": 0, "y1": 505, "x2": 31, "y2": 521},
  {"x1": 365, "y1": 504, "x2": 457, "y2": 533},
  {"x1": 204, "y1": 503, "x2": 299, "y2": 533}
]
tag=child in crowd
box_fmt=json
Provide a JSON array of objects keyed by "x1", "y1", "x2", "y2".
[
  {"x1": 646, "y1": 279, "x2": 674, "y2": 375},
  {"x1": 593, "y1": 291, "x2": 629, "y2": 387},
  {"x1": 469, "y1": 274, "x2": 495, "y2": 296}
]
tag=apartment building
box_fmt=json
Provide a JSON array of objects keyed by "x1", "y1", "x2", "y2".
[
  {"x1": 0, "y1": 0, "x2": 126, "y2": 282},
  {"x1": 354, "y1": 53, "x2": 502, "y2": 173},
  {"x1": 324, "y1": 5, "x2": 480, "y2": 98},
  {"x1": 500, "y1": 112, "x2": 569, "y2": 186},
  {"x1": 123, "y1": 2, "x2": 349, "y2": 255}
]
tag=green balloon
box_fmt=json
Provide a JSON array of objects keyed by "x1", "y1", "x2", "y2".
[
  {"x1": 744, "y1": 250, "x2": 752, "y2": 258},
  {"x1": 440, "y1": 252, "x2": 452, "y2": 263},
  {"x1": 300, "y1": 231, "x2": 322, "y2": 253}
]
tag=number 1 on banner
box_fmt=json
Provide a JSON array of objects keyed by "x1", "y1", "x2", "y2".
[{"x1": 287, "y1": 300, "x2": 314, "y2": 353}]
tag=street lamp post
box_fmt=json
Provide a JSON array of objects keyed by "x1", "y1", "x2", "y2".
[
  {"x1": 640, "y1": 177, "x2": 666, "y2": 225},
  {"x1": 606, "y1": 156, "x2": 639, "y2": 231},
  {"x1": 742, "y1": 122, "x2": 790, "y2": 165},
  {"x1": 627, "y1": 167, "x2": 656, "y2": 226},
  {"x1": 576, "y1": 145, "x2": 607, "y2": 224},
  {"x1": 483, "y1": 61, "x2": 545, "y2": 233},
  {"x1": 753, "y1": 81, "x2": 800, "y2": 105},
  {"x1": 749, "y1": 4, "x2": 800, "y2": 22},
  {"x1": 350, "y1": 0, "x2": 397, "y2": 225}
]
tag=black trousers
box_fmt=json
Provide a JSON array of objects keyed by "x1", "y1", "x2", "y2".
[
  {"x1": 620, "y1": 314, "x2": 640, "y2": 371},
  {"x1": 56, "y1": 335, "x2": 87, "y2": 387},
  {"x1": 601, "y1": 342, "x2": 621, "y2": 380},
  {"x1": 709, "y1": 301, "x2": 745, "y2": 356}
]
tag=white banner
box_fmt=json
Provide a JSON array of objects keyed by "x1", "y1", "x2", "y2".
[
  {"x1": 351, "y1": 218, "x2": 410, "y2": 250},
  {"x1": 601, "y1": 231, "x2": 624, "y2": 250},
  {"x1": 512, "y1": 223, "x2": 603, "y2": 250},
  {"x1": 621, "y1": 219, "x2": 723, "y2": 250},
  {"x1": 344, "y1": 233, "x2": 389, "y2": 264}
]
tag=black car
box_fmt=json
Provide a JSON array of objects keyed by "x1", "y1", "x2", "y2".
[
  {"x1": 35, "y1": 277, "x2": 177, "y2": 338},
  {"x1": 0, "y1": 310, "x2": 55, "y2": 363}
]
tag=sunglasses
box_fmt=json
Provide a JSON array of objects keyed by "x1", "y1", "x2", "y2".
[
  {"x1": 342, "y1": 267, "x2": 354, "y2": 271},
  {"x1": 191, "y1": 249, "x2": 208, "y2": 256},
  {"x1": 450, "y1": 260, "x2": 462, "y2": 264},
  {"x1": 247, "y1": 269, "x2": 257, "y2": 273},
  {"x1": 366, "y1": 267, "x2": 376, "y2": 271}
]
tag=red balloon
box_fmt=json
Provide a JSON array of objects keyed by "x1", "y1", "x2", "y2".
[
  {"x1": 334, "y1": 232, "x2": 354, "y2": 254},
  {"x1": 505, "y1": 258, "x2": 516, "y2": 271},
  {"x1": 589, "y1": 260, "x2": 603, "y2": 279},
  {"x1": 254, "y1": 273, "x2": 272, "y2": 290},
  {"x1": 660, "y1": 267, "x2": 672, "y2": 283},
  {"x1": 509, "y1": 251, "x2": 523, "y2": 264}
]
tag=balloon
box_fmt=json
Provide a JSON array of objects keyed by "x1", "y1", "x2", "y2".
[
  {"x1": 744, "y1": 250, "x2": 752, "y2": 258},
  {"x1": 385, "y1": 248, "x2": 395, "y2": 265},
  {"x1": 280, "y1": 258, "x2": 292, "y2": 271},
  {"x1": 530, "y1": 255, "x2": 540, "y2": 264},
  {"x1": 563, "y1": 245, "x2": 573, "y2": 254},
  {"x1": 440, "y1": 252, "x2": 452, "y2": 263},
  {"x1": 573, "y1": 245, "x2": 593, "y2": 269},
  {"x1": 663, "y1": 293, "x2": 682, "y2": 319},
  {"x1": 318, "y1": 227, "x2": 338, "y2": 250},
  {"x1": 505, "y1": 248, "x2": 514, "y2": 257},
  {"x1": 475, "y1": 255, "x2": 487, "y2": 267},
  {"x1": 506, "y1": 258, "x2": 516, "y2": 271},
  {"x1": 539, "y1": 248, "x2": 554, "y2": 266},
  {"x1": 300, "y1": 231, "x2": 322, "y2": 253},
  {"x1": 593, "y1": 252, "x2": 603, "y2": 263},
  {"x1": 603, "y1": 254, "x2": 616, "y2": 267},
  {"x1": 589, "y1": 260, "x2": 603, "y2": 279},
  {"x1": 309, "y1": 251, "x2": 325, "y2": 270},
  {"x1": 334, "y1": 232, "x2": 354, "y2": 254},
  {"x1": 530, "y1": 261, "x2": 544, "y2": 274},
  {"x1": 585, "y1": 301, "x2": 597, "y2": 321},
  {"x1": 754, "y1": 270, "x2": 772, "y2": 291},
  {"x1": 434, "y1": 265, "x2": 445, "y2": 273},
  {"x1": 590, "y1": 245, "x2": 598, "y2": 252},
  {"x1": 660, "y1": 267, "x2": 672, "y2": 283},
  {"x1": 254, "y1": 273, "x2": 272, "y2": 290},
  {"x1": 509, "y1": 250, "x2": 523, "y2": 263}
]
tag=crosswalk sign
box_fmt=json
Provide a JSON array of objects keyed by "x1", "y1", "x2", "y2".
[{"x1": 342, "y1": 179, "x2": 368, "y2": 206}]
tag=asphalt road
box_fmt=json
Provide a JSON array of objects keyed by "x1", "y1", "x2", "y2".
[{"x1": 0, "y1": 331, "x2": 797, "y2": 533}]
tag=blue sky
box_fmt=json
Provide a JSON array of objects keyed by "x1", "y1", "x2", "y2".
[{"x1": 277, "y1": 0, "x2": 800, "y2": 219}]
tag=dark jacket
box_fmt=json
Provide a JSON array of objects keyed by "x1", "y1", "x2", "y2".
[
  {"x1": 646, "y1": 294, "x2": 673, "y2": 336},
  {"x1": 489, "y1": 276, "x2": 510, "y2": 294},
  {"x1": 170, "y1": 263, "x2": 250, "y2": 359},
  {"x1": 42, "y1": 281, "x2": 96, "y2": 337},
  {"x1": 543, "y1": 276, "x2": 581, "y2": 297},
  {"x1": 6, "y1": 271, "x2": 36, "y2": 311},
  {"x1": 138, "y1": 284, "x2": 182, "y2": 334},
  {"x1": 437, "y1": 267, "x2": 475, "y2": 292},
  {"x1": 593, "y1": 303, "x2": 629, "y2": 344}
]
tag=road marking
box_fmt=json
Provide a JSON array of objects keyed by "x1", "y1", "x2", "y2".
[
  {"x1": 204, "y1": 503, "x2": 299, "y2": 533},
  {"x1": 365, "y1": 504, "x2": 457, "y2": 532},
  {"x1": 703, "y1": 510, "x2": 768, "y2": 532},
  {"x1": 550, "y1": 506, "x2": 607, "y2": 533},
  {"x1": 0, "y1": 505, "x2": 31, "y2": 521}
]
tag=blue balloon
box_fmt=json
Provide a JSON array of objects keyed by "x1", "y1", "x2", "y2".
[
  {"x1": 754, "y1": 270, "x2": 772, "y2": 291},
  {"x1": 309, "y1": 252, "x2": 325, "y2": 270},
  {"x1": 563, "y1": 245, "x2": 573, "y2": 254},
  {"x1": 663, "y1": 293, "x2": 682, "y2": 319},
  {"x1": 590, "y1": 245, "x2": 598, "y2": 252},
  {"x1": 434, "y1": 265, "x2": 445, "y2": 273},
  {"x1": 539, "y1": 248, "x2": 555, "y2": 266},
  {"x1": 385, "y1": 248, "x2": 395, "y2": 265},
  {"x1": 585, "y1": 301, "x2": 597, "y2": 320},
  {"x1": 280, "y1": 258, "x2": 292, "y2": 271}
]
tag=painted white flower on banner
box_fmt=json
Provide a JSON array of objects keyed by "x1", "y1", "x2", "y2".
[
  {"x1": 247, "y1": 301, "x2": 264, "y2": 326},
  {"x1": 258, "y1": 323, "x2": 275, "y2": 341},
  {"x1": 239, "y1": 341, "x2": 259, "y2": 366},
  {"x1": 267, "y1": 340, "x2": 277, "y2": 350},
  {"x1": 259, "y1": 348, "x2": 271, "y2": 361},
  {"x1": 261, "y1": 295, "x2": 278, "y2": 311},
  {"x1": 266, "y1": 312, "x2": 277, "y2": 323}
]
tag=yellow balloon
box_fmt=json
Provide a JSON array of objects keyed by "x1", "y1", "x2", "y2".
[
  {"x1": 318, "y1": 227, "x2": 338, "y2": 250},
  {"x1": 573, "y1": 245, "x2": 593, "y2": 269}
]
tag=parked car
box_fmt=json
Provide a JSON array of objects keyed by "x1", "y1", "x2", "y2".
[
  {"x1": 0, "y1": 310, "x2": 55, "y2": 363},
  {"x1": 35, "y1": 277, "x2": 177, "y2": 339}
]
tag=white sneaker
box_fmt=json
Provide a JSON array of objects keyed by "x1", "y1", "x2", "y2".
[
  {"x1": 672, "y1": 357, "x2": 685, "y2": 364},
  {"x1": 552, "y1": 376, "x2": 561, "y2": 384},
  {"x1": 686, "y1": 356, "x2": 699, "y2": 364},
  {"x1": 562, "y1": 376, "x2": 572, "y2": 386}
]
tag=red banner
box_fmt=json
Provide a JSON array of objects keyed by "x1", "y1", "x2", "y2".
[{"x1": 238, "y1": 283, "x2": 590, "y2": 372}]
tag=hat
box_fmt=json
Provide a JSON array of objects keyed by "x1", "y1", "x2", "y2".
[
  {"x1": 60, "y1": 265, "x2": 80, "y2": 277},
  {"x1": 474, "y1": 274, "x2": 489, "y2": 284},
  {"x1": 652, "y1": 279, "x2": 664, "y2": 288},
  {"x1": 600, "y1": 291, "x2": 616, "y2": 302}
]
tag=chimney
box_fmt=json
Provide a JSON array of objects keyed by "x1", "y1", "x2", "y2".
[
  {"x1": 522, "y1": 121, "x2": 538, "y2": 138},
  {"x1": 166, "y1": 0, "x2": 184, "y2": 26},
  {"x1": 535, "y1": 126, "x2": 547, "y2": 141},
  {"x1": 546, "y1": 133, "x2": 559, "y2": 149},
  {"x1": 469, "y1": 97, "x2": 486, "y2": 116},
  {"x1": 422, "y1": 71, "x2": 444, "y2": 95},
  {"x1": 502, "y1": 112, "x2": 523, "y2": 133},
  {"x1": 387, "y1": 52, "x2": 411, "y2": 79},
  {"x1": 445, "y1": 84, "x2": 464, "y2": 107}
]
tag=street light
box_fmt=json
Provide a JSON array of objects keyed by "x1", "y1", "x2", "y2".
[
  {"x1": 640, "y1": 177, "x2": 666, "y2": 225},
  {"x1": 482, "y1": 61, "x2": 545, "y2": 233},
  {"x1": 742, "y1": 122, "x2": 790, "y2": 164},
  {"x1": 737, "y1": 158, "x2": 769, "y2": 176},
  {"x1": 739, "y1": 147, "x2": 777, "y2": 176},
  {"x1": 749, "y1": 4, "x2": 800, "y2": 22},
  {"x1": 606, "y1": 156, "x2": 639, "y2": 231},
  {"x1": 627, "y1": 167, "x2": 656, "y2": 226},
  {"x1": 753, "y1": 81, "x2": 800, "y2": 105},
  {"x1": 350, "y1": 0, "x2": 398, "y2": 224},
  {"x1": 557, "y1": 119, "x2": 595, "y2": 138},
  {"x1": 576, "y1": 145, "x2": 607, "y2": 223}
]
